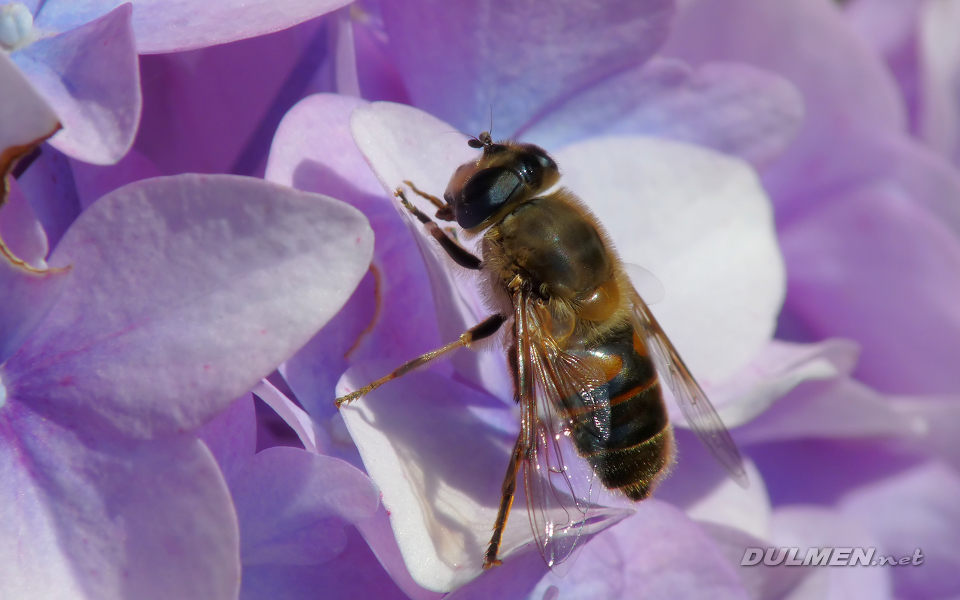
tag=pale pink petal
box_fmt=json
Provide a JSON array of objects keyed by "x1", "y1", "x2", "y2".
[
  {"x1": 737, "y1": 378, "x2": 928, "y2": 445},
  {"x1": 354, "y1": 505, "x2": 446, "y2": 600},
  {"x1": 703, "y1": 338, "x2": 860, "y2": 428},
  {"x1": 0, "y1": 402, "x2": 239, "y2": 600},
  {"x1": 14, "y1": 4, "x2": 140, "y2": 165},
  {"x1": 0, "y1": 51, "x2": 59, "y2": 173},
  {"x1": 5, "y1": 174, "x2": 373, "y2": 439},
  {"x1": 555, "y1": 136, "x2": 784, "y2": 382},
  {"x1": 339, "y1": 366, "x2": 631, "y2": 591}
]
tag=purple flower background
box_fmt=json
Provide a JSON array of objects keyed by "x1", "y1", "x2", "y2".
[{"x1": 3, "y1": 0, "x2": 960, "y2": 599}]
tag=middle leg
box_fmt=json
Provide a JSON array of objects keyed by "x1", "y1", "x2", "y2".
[
  {"x1": 335, "y1": 313, "x2": 506, "y2": 407},
  {"x1": 484, "y1": 432, "x2": 524, "y2": 569}
]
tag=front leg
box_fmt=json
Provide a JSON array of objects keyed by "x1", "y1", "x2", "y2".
[{"x1": 396, "y1": 188, "x2": 481, "y2": 270}]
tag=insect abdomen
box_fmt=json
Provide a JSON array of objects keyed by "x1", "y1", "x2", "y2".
[{"x1": 565, "y1": 323, "x2": 674, "y2": 501}]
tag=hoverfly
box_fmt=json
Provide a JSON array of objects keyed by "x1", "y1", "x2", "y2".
[{"x1": 336, "y1": 131, "x2": 747, "y2": 569}]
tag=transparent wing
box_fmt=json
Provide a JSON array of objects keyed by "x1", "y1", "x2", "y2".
[
  {"x1": 514, "y1": 290, "x2": 621, "y2": 570},
  {"x1": 624, "y1": 263, "x2": 665, "y2": 305},
  {"x1": 628, "y1": 288, "x2": 749, "y2": 488}
]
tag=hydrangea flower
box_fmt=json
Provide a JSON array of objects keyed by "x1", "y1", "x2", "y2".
[
  {"x1": 5, "y1": 0, "x2": 959, "y2": 598},
  {"x1": 1, "y1": 0, "x2": 354, "y2": 166},
  {"x1": 252, "y1": 1, "x2": 875, "y2": 597},
  {"x1": 1, "y1": 49, "x2": 375, "y2": 599},
  {"x1": 844, "y1": 0, "x2": 960, "y2": 166},
  {"x1": 661, "y1": 0, "x2": 960, "y2": 598}
]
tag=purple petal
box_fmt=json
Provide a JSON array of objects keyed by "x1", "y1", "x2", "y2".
[
  {"x1": 840, "y1": 461, "x2": 960, "y2": 600},
  {"x1": 381, "y1": 0, "x2": 675, "y2": 136},
  {"x1": 700, "y1": 522, "x2": 811, "y2": 600},
  {"x1": 844, "y1": 0, "x2": 926, "y2": 135},
  {"x1": 662, "y1": 0, "x2": 907, "y2": 207},
  {"x1": 241, "y1": 525, "x2": 411, "y2": 600},
  {"x1": 34, "y1": 0, "x2": 350, "y2": 53},
  {"x1": 780, "y1": 183, "x2": 960, "y2": 393},
  {"x1": 531, "y1": 501, "x2": 750, "y2": 600},
  {"x1": 14, "y1": 4, "x2": 140, "y2": 165},
  {"x1": 353, "y1": 16, "x2": 411, "y2": 105},
  {"x1": 0, "y1": 252, "x2": 69, "y2": 364},
  {"x1": 445, "y1": 548, "x2": 550, "y2": 600},
  {"x1": 230, "y1": 447, "x2": 378, "y2": 566},
  {"x1": 703, "y1": 339, "x2": 860, "y2": 428},
  {"x1": 737, "y1": 377, "x2": 927, "y2": 445},
  {"x1": 251, "y1": 379, "x2": 328, "y2": 454},
  {"x1": 770, "y1": 507, "x2": 893, "y2": 600},
  {"x1": 520, "y1": 57, "x2": 805, "y2": 167},
  {"x1": 751, "y1": 437, "x2": 926, "y2": 507},
  {"x1": 0, "y1": 402, "x2": 240, "y2": 600},
  {"x1": 0, "y1": 50, "x2": 60, "y2": 173},
  {"x1": 70, "y1": 148, "x2": 162, "y2": 209},
  {"x1": 888, "y1": 395, "x2": 960, "y2": 472},
  {"x1": 0, "y1": 177, "x2": 48, "y2": 268},
  {"x1": 197, "y1": 393, "x2": 256, "y2": 483},
  {"x1": 5, "y1": 174, "x2": 373, "y2": 439},
  {"x1": 136, "y1": 17, "x2": 329, "y2": 177},
  {"x1": 659, "y1": 456, "x2": 771, "y2": 542},
  {"x1": 354, "y1": 505, "x2": 448, "y2": 600},
  {"x1": 555, "y1": 136, "x2": 784, "y2": 382},
  {"x1": 14, "y1": 145, "x2": 81, "y2": 250},
  {"x1": 915, "y1": 0, "x2": 960, "y2": 165},
  {"x1": 266, "y1": 94, "x2": 442, "y2": 423}
]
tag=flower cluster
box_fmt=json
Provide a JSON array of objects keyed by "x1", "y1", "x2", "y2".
[{"x1": 2, "y1": 0, "x2": 959, "y2": 599}]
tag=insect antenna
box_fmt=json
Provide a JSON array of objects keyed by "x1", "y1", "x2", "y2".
[{"x1": 444, "y1": 129, "x2": 485, "y2": 149}]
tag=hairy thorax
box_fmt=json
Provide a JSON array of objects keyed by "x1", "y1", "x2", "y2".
[{"x1": 482, "y1": 191, "x2": 631, "y2": 345}]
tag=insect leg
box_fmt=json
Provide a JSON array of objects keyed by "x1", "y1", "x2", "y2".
[
  {"x1": 395, "y1": 188, "x2": 479, "y2": 269},
  {"x1": 335, "y1": 313, "x2": 506, "y2": 407},
  {"x1": 484, "y1": 432, "x2": 523, "y2": 569},
  {"x1": 403, "y1": 179, "x2": 446, "y2": 210}
]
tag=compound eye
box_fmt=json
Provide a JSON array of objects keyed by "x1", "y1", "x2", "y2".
[
  {"x1": 537, "y1": 152, "x2": 557, "y2": 173},
  {"x1": 455, "y1": 167, "x2": 521, "y2": 229}
]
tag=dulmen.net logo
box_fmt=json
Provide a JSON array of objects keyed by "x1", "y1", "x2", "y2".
[{"x1": 741, "y1": 548, "x2": 924, "y2": 567}]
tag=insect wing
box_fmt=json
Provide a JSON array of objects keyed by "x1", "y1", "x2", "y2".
[
  {"x1": 629, "y1": 289, "x2": 749, "y2": 488},
  {"x1": 515, "y1": 292, "x2": 625, "y2": 570},
  {"x1": 624, "y1": 263, "x2": 665, "y2": 305}
]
